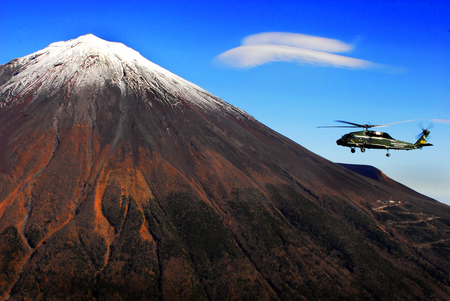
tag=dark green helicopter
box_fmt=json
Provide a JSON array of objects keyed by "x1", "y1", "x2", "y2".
[{"x1": 319, "y1": 120, "x2": 433, "y2": 157}]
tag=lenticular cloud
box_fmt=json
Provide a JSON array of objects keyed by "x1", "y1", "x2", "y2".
[
  {"x1": 242, "y1": 32, "x2": 352, "y2": 53},
  {"x1": 216, "y1": 32, "x2": 375, "y2": 69}
]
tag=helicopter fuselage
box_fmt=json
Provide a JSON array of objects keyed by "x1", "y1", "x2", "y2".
[
  {"x1": 336, "y1": 130, "x2": 432, "y2": 155},
  {"x1": 318, "y1": 120, "x2": 433, "y2": 157}
]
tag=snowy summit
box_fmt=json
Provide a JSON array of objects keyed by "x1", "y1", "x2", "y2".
[{"x1": 0, "y1": 34, "x2": 248, "y2": 118}]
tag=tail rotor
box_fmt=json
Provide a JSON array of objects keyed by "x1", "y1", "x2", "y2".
[
  {"x1": 414, "y1": 122, "x2": 434, "y2": 148},
  {"x1": 416, "y1": 122, "x2": 433, "y2": 140}
]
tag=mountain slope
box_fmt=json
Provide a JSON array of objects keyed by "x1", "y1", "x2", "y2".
[
  {"x1": 1, "y1": 35, "x2": 450, "y2": 300},
  {"x1": 337, "y1": 163, "x2": 437, "y2": 199}
]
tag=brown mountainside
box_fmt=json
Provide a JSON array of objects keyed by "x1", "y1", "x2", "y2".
[{"x1": 1, "y1": 35, "x2": 450, "y2": 300}]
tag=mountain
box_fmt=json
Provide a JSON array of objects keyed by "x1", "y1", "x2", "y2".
[
  {"x1": 1, "y1": 34, "x2": 450, "y2": 300},
  {"x1": 337, "y1": 163, "x2": 435, "y2": 198}
]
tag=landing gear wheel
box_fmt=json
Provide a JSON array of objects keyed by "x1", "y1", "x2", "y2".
[
  {"x1": 360, "y1": 147, "x2": 365, "y2": 153},
  {"x1": 351, "y1": 148, "x2": 356, "y2": 153},
  {"x1": 386, "y1": 153, "x2": 391, "y2": 157}
]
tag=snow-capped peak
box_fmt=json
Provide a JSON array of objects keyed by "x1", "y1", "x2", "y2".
[{"x1": 0, "y1": 34, "x2": 251, "y2": 119}]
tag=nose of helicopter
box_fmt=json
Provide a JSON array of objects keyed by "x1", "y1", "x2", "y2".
[{"x1": 336, "y1": 138, "x2": 344, "y2": 146}]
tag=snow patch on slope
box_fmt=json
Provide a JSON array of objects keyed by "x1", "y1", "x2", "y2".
[{"x1": 0, "y1": 34, "x2": 251, "y2": 120}]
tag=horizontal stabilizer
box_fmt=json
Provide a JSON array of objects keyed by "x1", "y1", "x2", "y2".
[{"x1": 420, "y1": 143, "x2": 433, "y2": 147}]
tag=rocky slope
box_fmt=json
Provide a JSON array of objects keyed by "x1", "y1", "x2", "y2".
[{"x1": 1, "y1": 34, "x2": 450, "y2": 300}]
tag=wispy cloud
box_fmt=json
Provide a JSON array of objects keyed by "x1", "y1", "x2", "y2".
[{"x1": 215, "y1": 32, "x2": 377, "y2": 69}]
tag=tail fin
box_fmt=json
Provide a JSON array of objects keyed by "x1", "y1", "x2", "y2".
[{"x1": 414, "y1": 129, "x2": 433, "y2": 148}]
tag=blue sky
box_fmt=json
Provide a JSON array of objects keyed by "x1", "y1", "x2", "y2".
[{"x1": 1, "y1": 0, "x2": 449, "y2": 204}]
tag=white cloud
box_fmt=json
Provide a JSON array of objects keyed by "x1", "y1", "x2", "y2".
[
  {"x1": 242, "y1": 32, "x2": 352, "y2": 53},
  {"x1": 217, "y1": 44, "x2": 373, "y2": 69},
  {"x1": 216, "y1": 32, "x2": 376, "y2": 69}
]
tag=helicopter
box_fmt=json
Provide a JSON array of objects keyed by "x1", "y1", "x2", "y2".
[{"x1": 318, "y1": 120, "x2": 433, "y2": 157}]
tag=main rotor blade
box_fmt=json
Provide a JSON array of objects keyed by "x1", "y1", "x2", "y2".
[
  {"x1": 320, "y1": 119, "x2": 420, "y2": 129},
  {"x1": 372, "y1": 119, "x2": 420, "y2": 128},
  {"x1": 334, "y1": 120, "x2": 379, "y2": 129},
  {"x1": 334, "y1": 120, "x2": 364, "y2": 127},
  {"x1": 430, "y1": 119, "x2": 450, "y2": 125},
  {"x1": 317, "y1": 126, "x2": 358, "y2": 128}
]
